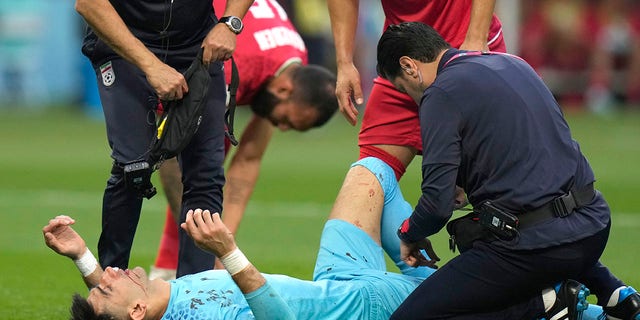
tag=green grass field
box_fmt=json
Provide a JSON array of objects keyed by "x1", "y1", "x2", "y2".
[{"x1": 0, "y1": 106, "x2": 639, "y2": 318}]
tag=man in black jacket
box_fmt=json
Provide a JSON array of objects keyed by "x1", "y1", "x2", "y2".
[{"x1": 75, "y1": 0, "x2": 254, "y2": 277}]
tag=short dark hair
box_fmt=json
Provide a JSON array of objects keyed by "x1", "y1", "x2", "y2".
[
  {"x1": 377, "y1": 22, "x2": 451, "y2": 80},
  {"x1": 289, "y1": 65, "x2": 338, "y2": 128},
  {"x1": 250, "y1": 65, "x2": 338, "y2": 129},
  {"x1": 70, "y1": 293, "x2": 117, "y2": 320}
]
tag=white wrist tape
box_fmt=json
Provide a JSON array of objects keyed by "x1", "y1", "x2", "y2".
[
  {"x1": 74, "y1": 249, "x2": 98, "y2": 277},
  {"x1": 220, "y1": 248, "x2": 250, "y2": 276}
]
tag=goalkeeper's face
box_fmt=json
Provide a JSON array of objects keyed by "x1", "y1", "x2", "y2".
[{"x1": 87, "y1": 266, "x2": 152, "y2": 318}]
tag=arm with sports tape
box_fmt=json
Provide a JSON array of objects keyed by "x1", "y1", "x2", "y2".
[
  {"x1": 182, "y1": 209, "x2": 295, "y2": 319},
  {"x1": 42, "y1": 215, "x2": 104, "y2": 289}
]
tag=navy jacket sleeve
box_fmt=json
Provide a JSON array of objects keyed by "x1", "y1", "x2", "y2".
[{"x1": 401, "y1": 87, "x2": 461, "y2": 242}]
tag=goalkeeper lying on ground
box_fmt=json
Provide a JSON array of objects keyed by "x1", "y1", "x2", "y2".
[{"x1": 43, "y1": 158, "x2": 604, "y2": 319}]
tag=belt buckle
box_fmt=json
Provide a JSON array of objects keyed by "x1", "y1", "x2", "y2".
[{"x1": 552, "y1": 192, "x2": 576, "y2": 218}]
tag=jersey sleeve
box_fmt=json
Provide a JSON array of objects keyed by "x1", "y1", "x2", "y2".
[{"x1": 243, "y1": 282, "x2": 295, "y2": 320}]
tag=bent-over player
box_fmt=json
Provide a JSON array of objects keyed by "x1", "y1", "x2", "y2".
[{"x1": 150, "y1": 0, "x2": 338, "y2": 279}]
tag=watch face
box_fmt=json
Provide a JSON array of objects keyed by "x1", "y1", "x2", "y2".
[
  {"x1": 230, "y1": 18, "x2": 242, "y2": 31},
  {"x1": 221, "y1": 16, "x2": 242, "y2": 33}
]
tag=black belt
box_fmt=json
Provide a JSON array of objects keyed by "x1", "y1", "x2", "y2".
[{"x1": 517, "y1": 183, "x2": 596, "y2": 228}]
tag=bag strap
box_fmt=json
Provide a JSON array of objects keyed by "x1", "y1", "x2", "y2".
[{"x1": 225, "y1": 56, "x2": 239, "y2": 146}]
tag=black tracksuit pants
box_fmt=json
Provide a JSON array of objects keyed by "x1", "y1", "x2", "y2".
[{"x1": 91, "y1": 53, "x2": 226, "y2": 277}]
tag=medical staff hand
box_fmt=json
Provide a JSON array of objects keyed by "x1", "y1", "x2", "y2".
[
  {"x1": 454, "y1": 186, "x2": 469, "y2": 210},
  {"x1": 400, "y1": 238, "x2": 440, "y2": 269},
  {"x1": 202, "y1": 23, "x2": 237, "y2": 63},
  {"x1": 146, "y1": 61, "x2": 188, "y2": 101}
]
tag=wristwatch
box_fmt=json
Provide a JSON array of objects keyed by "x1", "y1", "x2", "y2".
[{"x1": 218, "y1": 16, "x2": 243, "y2": 35}]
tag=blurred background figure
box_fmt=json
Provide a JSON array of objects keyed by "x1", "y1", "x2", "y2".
[
  {"x1": 585, "y1": 0, "x2": 640, "y2": 112},
  {"x1": 0, "y1": 0, "x2": 81, "y2": 108},
  {"x1": 353, "y1": 1, "x2": 385, "y2": 103},
  {"x1": 519, "y1": 0, "x2": 640, "y2": 112},
  {"x1": 291, "y1": 0, "x2": 334, "y2": 68}
]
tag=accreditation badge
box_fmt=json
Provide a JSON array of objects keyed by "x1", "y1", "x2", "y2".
[{"x1": 100, "y1": 61, "x2": 115, "y2": 87}]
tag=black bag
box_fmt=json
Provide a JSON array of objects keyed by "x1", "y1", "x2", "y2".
[
  {"x1": 127, "y1": 53, "x2": 240, "y2": 200},
  {"x1": 446, "y1": 212, "x2": 494, "y2": 253},
  {"x1": 148, "y1": 51, "x2": 211, "y2": 166},
  {"x1": 148, "y1": 54, "x2": 240, "y2": 166},
  {"x1": 123, "y1": 51, "x2": 211, "y2": 200}
]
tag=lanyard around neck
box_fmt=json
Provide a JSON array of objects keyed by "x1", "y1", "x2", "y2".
[{"x1": 442, "y1": 50, "x2": 525, "y2": 68}]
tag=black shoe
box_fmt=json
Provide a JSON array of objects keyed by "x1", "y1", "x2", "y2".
[
  {"x1": 602, "y1": 287, "x2": 640, "y2": 320},
  {"x1": 545, "y1": 280, "x2": 590, "y2": 320}
]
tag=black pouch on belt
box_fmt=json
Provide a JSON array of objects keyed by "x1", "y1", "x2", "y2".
[
  {"x1": 446, "y1": 212, "x2": 494, "y2": 253},
  {"x1": 477, "y1": 201, "x2": 519, "y2": 240}
]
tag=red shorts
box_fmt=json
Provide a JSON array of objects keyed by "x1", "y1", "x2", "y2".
[
  {"x1": 359, "y1": 77, "x2": 423, "y2": 152},
  {"x1": 359, "y1": 36, "x2": 507, "y2": 155}
]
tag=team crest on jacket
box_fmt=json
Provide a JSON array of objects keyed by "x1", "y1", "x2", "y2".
[{"x1": 100, "y1": 61, "x2": 115, "y2": 87}]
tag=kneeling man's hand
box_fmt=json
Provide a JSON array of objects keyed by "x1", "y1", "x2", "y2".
[{"x1": 400, "y1": 238, "x2": 440, "y2": 269}]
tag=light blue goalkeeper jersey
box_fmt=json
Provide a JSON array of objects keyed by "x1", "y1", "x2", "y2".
[
  {"x1": 160, "y1": 267, "x2": 423, "y2": 320},
  {"x1": 160, "y1": 157, "x2": 432, "y2": 320}
]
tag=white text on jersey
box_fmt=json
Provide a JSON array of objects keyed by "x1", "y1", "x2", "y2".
[{"x1": 254, "y1": 26, "x2": 306, "y2": 52}]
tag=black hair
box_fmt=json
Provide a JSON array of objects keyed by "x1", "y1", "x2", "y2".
[
  {"x1": 250, "y1": 64, "x2": 338, "y2": 129},
  {"x1": 376, "y1": 22, "x2": 451, "y2": 80},
  {"x1": 70, "y1": 293, "x2": 117, "y2": 320},
  {"x1": 289, "y1": 64, "x2": 338, "y2": 128}
]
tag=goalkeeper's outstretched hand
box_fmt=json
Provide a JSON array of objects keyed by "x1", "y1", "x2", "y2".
[{"x1": 42, "y1": 215, "x2": 87, "y2": 260}]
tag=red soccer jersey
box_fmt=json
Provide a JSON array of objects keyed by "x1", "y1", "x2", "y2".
[
  {"x1": 380, "y1": 0, "x2": 503, "y2": 49},
  {"x1": 214, "y1": 0, "x2": 308, "y2": 105}
]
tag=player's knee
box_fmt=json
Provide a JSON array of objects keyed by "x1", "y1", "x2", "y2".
[{"x1": 351, "y1": 157, "x2": 398, "y2": 198}]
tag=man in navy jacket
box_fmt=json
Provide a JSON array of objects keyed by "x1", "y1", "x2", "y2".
[{"x1": 377, "y1": 21, "x2": 640, "y2": 320}]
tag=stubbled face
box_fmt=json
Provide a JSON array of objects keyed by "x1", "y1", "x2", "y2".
[
  {"x1": 268, "y1": 101, "x2": 319, "y2": 132},
  {"x1": 389, "y1": 70, "x2": 435, "y2": 105},
  {"x1": 390, "y1": 58, "x2": 438, "y2": 105},
  {"x1": 389, "y1": 74, "x2": 422, "y2": 105},
  {"x1": 87, "y1": 266, "x2": 150, "y2": 317}
]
